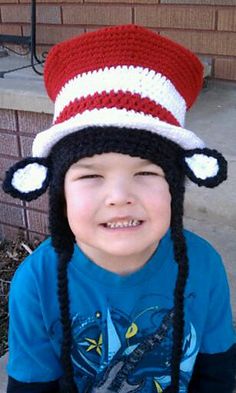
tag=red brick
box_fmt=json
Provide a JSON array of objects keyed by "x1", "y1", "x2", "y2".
[
  {"x1": 0, "y1": 0, "x2": 17, "y2": 4},
  {"x1": 36, "y1": 5, "x2": 61, "y2": 24},
  {"x1": 214, "y1": 58, "x2": 236, "y2": 80},
  {"x1": 1, "y1": 5, "x2": 61, "y2": 24},
  {"x1": 218, "y1": 8, "x2": 236, "y2": 32},
  {"x1": 62, "y1": 5, "x2": 132, "y2": 26},
  {"x1": 23, "y1": 25, "x2": 84, "y2": 45},
  {"x1": 0, "y1": 6, "x2": 29, "y2": 23},
  {"x1": 20, "y1": 135, "x2": 33, "y2": 157},
  {"x1": 135, "y1": 5, "x2": 215, "y2": 30},
  {"x1": 0, "y1": 157, "x2": 18, "y2": 180},
  {"x1": 0, "y1": 24, "x2": 21, "y2": 35},
  {"x1": 0, "y1": 109, "x2": 17, "y2": 132},
  {"x1": 160, "y1": 0, "x2": 236, "y2": 4},
  {"x1": 26, "y1": 191, "x2": 49, "y2": 212},
  {"x1": 0, "y1": 133, "x2": 19, "y2": 156},
  {"x1": 20, "y1": 0, "x2": 82, "y2": 3},
  {"x1": 0, "y1": 180, "x2": 23, "y2": 206},
  {"x1": 26, "y1": 209, "x2": 49, "y2": 234},
  {"x1": 85, "y1": 0, "x2": 160, "y2": 3},
  {"x1": 0, "y1": 223, "x2": 26, "y2": 242},
  {"x1": 161, "y1": 30, "x2": 236, "y2": 56},
  {"x1": 0, "y1": 202, "x2": 25, "y2": 227},
  {"x1": 18, "y1": 111, "x2": 53, "y2": 136}
]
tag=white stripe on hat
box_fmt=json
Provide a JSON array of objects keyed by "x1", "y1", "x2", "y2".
[
  {"x1": 33, "y1": 107, "x2": 204, "y2": 158},
  {"x1": 54, "y1": 66, "x2": 187, "y2": 127}
]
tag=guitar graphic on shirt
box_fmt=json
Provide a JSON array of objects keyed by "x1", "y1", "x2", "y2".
[{"x1": 89, "y1": 309, "x2": 174, "y2": 393}]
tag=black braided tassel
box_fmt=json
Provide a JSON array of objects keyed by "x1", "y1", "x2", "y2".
[
  {"x1": 168, "y1": 171, "x2": 189, "y2": 393},
  {"x1": 57, "y1": 249, "x2": 78, "y2": 393}
]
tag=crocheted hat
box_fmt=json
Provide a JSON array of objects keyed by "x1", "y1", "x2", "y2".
[{"x1": 3, "y1": 24, "x2": 227, "y2": 201}]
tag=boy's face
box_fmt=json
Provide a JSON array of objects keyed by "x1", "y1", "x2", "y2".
[{"x1": 64, "y1": 152, "x2": 171, "y2": 274}]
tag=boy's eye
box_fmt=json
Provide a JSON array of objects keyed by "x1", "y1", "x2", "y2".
[
  {"x1": 135, "y1": 171, "x2": 160, "y2": 176},
  {"x1": 79, "y1": 174, "x2": 102, "y2": 179}
]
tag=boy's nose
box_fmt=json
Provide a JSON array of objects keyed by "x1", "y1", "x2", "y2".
[{"x1": 105, "y1": 182, "x2": 135, "y2": 206}]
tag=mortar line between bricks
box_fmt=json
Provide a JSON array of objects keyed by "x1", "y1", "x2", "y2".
[
  {"x1": 25, "y1": 205, "x2": 48, "y2": 214},
  {"x1": 144, "y1": 3, "x2": 235, "y2": 9},
  {"x1": 0, "y1": 152, "x2": 23, "y2": 160},
  {"x1": 15, "y1": 110, "x2": 22, "y2": 158},
  {"x1": 60, "y1": 4, "x2": 63, "y2": 24},
  {"x1": 158, "y1": 26, "x2": 232, "y2": 32},
  {"x1": 24, "y1": 206, "x2": 30, "y2": 242},
  {"x1": 1, "y1": 221, "x2": 46, "y2": 238},
  {"x1": 131, "y1": 6, "x2": 135, "y2": 24},
  {"x1": 0, "y1": 128, "x2": 20, "y2": 135},
  {"x1": 215, "y1": 8, "x2": 218, "y2": 31},
  {"x1": 15, "y1": 110, "x2": 30, "y2": 240},
  {"x1": 0, "y1": 199, "x2": 24, "y2": 209}
]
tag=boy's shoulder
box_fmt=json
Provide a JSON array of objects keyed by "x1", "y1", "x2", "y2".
[
  {"x1": 12, "y1": 237, "x2": 57, "y2": 281},
  {"x1": 23, "y1": 236, "x2": 56, "y2": 262},
  {"x1": 183, "y1": 229, "x2": 218, "y2": 254},
  {"x1": 183, "y1": 229, "x2": 225, "y2": 278}
]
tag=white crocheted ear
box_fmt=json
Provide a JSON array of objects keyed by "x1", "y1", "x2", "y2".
[
  {"x1": 3, "y1": 158, "x2": 50, "y2": 201},
  {"x1": 184, "y1": 148, "x2": 227, "y2": 188},
  {"x1": 185, "y1": 154, "x2": 219, "y2": 180}
]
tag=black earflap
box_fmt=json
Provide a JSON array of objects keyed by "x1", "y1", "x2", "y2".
[
  {"x1": 184, "y1": 148, "x2": 227, "y2": 188},
  {"x1": 2, "y1": 157, "x2": 50, "y2": 201}
]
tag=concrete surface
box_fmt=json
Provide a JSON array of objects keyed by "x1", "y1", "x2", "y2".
[
  {"x1": 0, "y1": 53, "x2": 53, "y2": 114},
  {"x1": 0, "y1": 62, "x2": 235, "y2": 390},
  {"x1": 0, "y1": 354, "x2": 7, "y2": 392}
]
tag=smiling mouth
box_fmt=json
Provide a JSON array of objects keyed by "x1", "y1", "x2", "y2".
[{"x1": 102, "y1": 219, "x2": 143, "y2": 229}]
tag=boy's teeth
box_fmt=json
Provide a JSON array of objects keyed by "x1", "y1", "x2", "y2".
[{"x1": 106, "y1": 220, "x2": 141, "y2": 228}]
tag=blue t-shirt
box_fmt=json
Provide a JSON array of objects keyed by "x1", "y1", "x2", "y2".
[{"x1": 7, "y1": 230, "x2": 235, "y2": 392}]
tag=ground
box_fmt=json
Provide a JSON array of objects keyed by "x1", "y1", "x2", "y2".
[{"x1": 0, "y1": 237, "x2": 39, "y2": 357}]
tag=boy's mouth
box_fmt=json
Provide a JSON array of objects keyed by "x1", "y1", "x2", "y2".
[{"x1": 102, "y1": 219, "x2": 143, "y2": 229}]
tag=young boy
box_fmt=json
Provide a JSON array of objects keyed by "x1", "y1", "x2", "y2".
[{"x1": 3, "y1": 25, "x2": 236, "y2": 393}]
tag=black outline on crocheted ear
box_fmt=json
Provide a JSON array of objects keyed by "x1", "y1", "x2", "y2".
[
  {"x1": 184, "y1": 148, "x2": 227, "y2": 188},
  {"x1": 2, "y1": 157, "x2": 51, "y2": 201}
]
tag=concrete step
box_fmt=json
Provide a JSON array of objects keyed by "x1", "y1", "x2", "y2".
[{"x1": 0, "y1": 353, "x2": 7, "y2": 393}]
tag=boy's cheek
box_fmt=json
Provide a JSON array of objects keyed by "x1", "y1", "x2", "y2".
[
  {"x1": 148, "y1": 189, "x2": 171, "y2": 209},
  {"x1": 66, "y1": 196, "x2": 94, "y2": 217}
]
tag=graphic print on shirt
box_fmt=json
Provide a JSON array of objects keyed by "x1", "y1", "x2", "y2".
[{"x1": 68, "y1": 293, "x2": 199, "y2": 393}]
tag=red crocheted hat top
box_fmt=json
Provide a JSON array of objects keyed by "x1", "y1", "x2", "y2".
[{"x1": 44, "y1": 24, "x2": 203, "y2": 109}]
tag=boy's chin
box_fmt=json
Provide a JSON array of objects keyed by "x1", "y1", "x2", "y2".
[{"x1": 76, "y1": 239, "x2": 160, "y2": 273}]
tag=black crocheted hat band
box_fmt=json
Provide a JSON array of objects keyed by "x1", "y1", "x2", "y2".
[
  {"x1": 49, "y1": 127, "x2": 183, "y2": 184},
  {"x1": 3, "y1": 126, "x2": 227, "y2": 203}
]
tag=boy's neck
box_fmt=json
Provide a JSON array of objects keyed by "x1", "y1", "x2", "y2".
[{"x1": 76, "y1": 241, "x2": 160, "y2": 276}]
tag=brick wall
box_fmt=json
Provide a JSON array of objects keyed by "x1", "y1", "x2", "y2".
[
  {"x1": 0, "y1": 0, "x2": 235, "y2": 81},
  {"x1": 0, "y1": 109, "x2": 52, "y2": 242}
]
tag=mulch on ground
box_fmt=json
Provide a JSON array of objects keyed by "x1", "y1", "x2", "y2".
[{"x1": 0, "y1": 237, "x2": 39, "y2": 357}]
